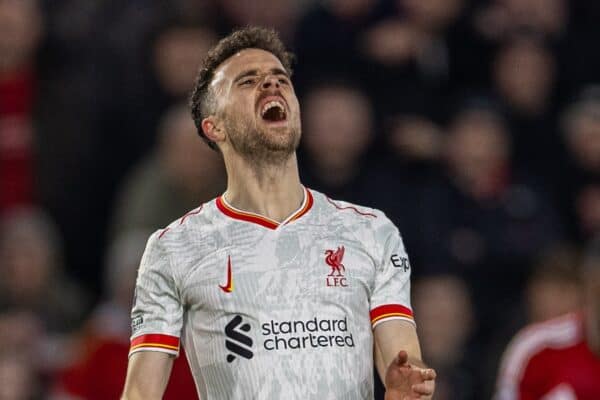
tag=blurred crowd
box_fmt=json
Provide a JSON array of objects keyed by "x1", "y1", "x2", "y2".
[{"x1": 1, "y1": 0, "x2": 599, "y2": 399}]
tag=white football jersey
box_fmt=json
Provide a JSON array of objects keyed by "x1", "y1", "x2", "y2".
[{"x1": 130, "y1": 187, "x2": 414, "y2": 399}]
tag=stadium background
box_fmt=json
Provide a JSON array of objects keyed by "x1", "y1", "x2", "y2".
[{"x1": 1, "y1": 0, "x2": 599, "y2": 398}]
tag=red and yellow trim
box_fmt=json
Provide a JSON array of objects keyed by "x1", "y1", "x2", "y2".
[
  {"x1": 129, "y1": 334, "x2": 180, "y2": 356},
  {"x1": 370, "y1": 304, "x2": 414, "y2": 328},
  {"x1": 216, "y1": 187, "x2": 313, "y2": 230},
  {"x1": 288, "y1": 189, "x2": 313, "y2": 223}
]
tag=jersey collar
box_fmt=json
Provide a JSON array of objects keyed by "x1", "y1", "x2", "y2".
[{"x1": 216, "y1": 187, "x2": 313, "y2": 230}]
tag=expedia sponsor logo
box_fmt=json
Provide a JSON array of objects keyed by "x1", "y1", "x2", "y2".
[
  {"x1": 391, "y1": 254, "x2": 410, "y2": 271},
  {"x1": 262, "y1": 316, "x2": 355, "y2": 351}
]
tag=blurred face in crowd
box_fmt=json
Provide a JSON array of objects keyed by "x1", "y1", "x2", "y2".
[
  {"x1": 159, "y1": 105, "x2": 224, "y2": 191},
  {"x1": 413, "y1": 275, "x2": 473, "y2": 367},
  {"x1": 388, "y1": 115, "x2": 442, "y2": 161},
  {"x1": 302, "y1": 85, "x2": 373, "y2": 172},
  {"x1": 0, "y1": 354, "x2": 37, "y2": 400},
  {"x1": 500, "y1": 0, "x2": 567, "y2": 36},
  {"x1": 153, "y1": 27, "x2": 217, "y2": 97},
  {"x1": 576, "y1": 185, "x2": 600, "y2": 237},
  {"x1": 220, "y1": 0, "x2": 299, "y2": 39},
  {"x1": 564, "y1": 106, "x2": 600, "y2": 172},
  {"x1": 330, "y1": 0, "x2": 376, "y2": 20},
  {"x1": 400, "y1": 0, "x2": 464, "y2": 31},
  {"x1": 526, "y1": 260, "x2": 581, "y2": 323},
  {"x1": 0, "y1": 211, "x2": 56, "y2": 304},
  {"x1": 527, "y1": 278, "x2": 580, "y2": 322},
  {"x1": 208, "y1": 49, "x2": 301, "y2": 164},
  {"x1": 0, "y1": 0, "x2": 42, "y2": 72},
  {"x1": 494, "y1": 39, "x2": 556, "y2": 115},
  {"x1": 446, "y1": 109, "x2": 510, "y2": 185}
]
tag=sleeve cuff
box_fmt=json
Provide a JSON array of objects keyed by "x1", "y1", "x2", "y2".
[
  {"x1": 370, "y1": 304, "x2": 414, "y2": 329},
  {"x1": 129, "y1": 333, "x2": 180, "y2": 357}
]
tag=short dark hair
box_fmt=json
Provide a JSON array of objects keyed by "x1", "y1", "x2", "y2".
[{"x1": 190, "y1": 26, "x2": 294, "y2": 150}]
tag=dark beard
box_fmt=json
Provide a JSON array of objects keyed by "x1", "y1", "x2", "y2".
[{"x1": 224, "y1": 114, "x2": 301, "y2": 165}]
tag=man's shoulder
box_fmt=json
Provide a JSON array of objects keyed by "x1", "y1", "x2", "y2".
[
  {"x1": 153, "y1": 198, "x2": 220, "y2": 247},
  {"x1": 310, "y1": 189, "x2": 391, "y2": 227}
]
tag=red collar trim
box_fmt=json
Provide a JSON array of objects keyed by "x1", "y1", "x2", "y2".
[{"x1": 216, "y1": 188, "x2": 313, "y2": 230}]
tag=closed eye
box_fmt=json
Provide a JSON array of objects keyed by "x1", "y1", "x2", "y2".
[{"x1": 240, "y1": 78, "x2": 256, "y2": 86}]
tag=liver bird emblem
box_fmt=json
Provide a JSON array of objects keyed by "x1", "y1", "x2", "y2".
[{"x1": 325, "y1": 246, "x2": 345, "y2": 276}]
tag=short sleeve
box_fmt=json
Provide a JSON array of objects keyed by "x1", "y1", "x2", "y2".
[
  {"x1": 129, "y1": 231, "x2": 183, "y2": 357},
  {"x1": 369, "y1": 217, "x2": 414, "y2": 329}
]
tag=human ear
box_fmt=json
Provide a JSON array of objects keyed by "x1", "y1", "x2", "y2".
[{"x1": 201, "y1": 116, "x2": 225, "y2": 144}]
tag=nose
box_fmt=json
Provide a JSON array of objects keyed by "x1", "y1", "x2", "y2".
[{"x1": 261, "y1": 75, "x2": 280, "y2": 90}]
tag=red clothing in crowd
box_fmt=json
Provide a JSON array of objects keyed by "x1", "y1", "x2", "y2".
[
  {"x1": 0, "y1": 68, "x2": 35, "y2": 211},
  {"x1": 55, "y1": 336, "x2": 198, "y2": 400},
  {"x1": 496, "y1": 313, "x2": 600, "y2": 400}
]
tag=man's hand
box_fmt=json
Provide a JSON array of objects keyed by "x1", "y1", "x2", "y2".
[{"x1": 384, "y1": 350, "x2": 436, "y2": 400}]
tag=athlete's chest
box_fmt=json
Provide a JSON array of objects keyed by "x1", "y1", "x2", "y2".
[{"x1": 178, "y1": 225, "x2": 377, "y2": 310}]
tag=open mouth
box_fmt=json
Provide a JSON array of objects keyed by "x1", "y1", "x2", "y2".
[{"x1": 260, "y1": 100, "x2": 287, "y2": 122}]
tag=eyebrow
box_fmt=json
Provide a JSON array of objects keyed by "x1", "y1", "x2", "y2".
[{"x1": 233, "y1": 67, "x2": 290, "y2": 84}]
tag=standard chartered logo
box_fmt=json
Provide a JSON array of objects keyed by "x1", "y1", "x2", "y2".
[
  {"x1": 262, "y1": 316, "x2": 355, "y2": 351},
  {"x1": 224, "y1": 315, "x2": 355, "y2": 361},
  {"x1": 225, "y1": 315, "x2": 254, "y2": 362}
]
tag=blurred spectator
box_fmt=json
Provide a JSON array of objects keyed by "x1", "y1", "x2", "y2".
[
  {"x1": 128, "y1": 21, "x2": 219, "y2": 156},
  {"x1": 0, "y1": 207, "x2": 86, "y2": 395},
  {"x1": 525, "y1": 245, "x2": 581, "y2": 324},
  {"x1": 495, "y1": 237, "x2": 600, "y2": 399},
  {"x1": 493, "y1": 38, "x2": 556, "y2": 118},
  {"x1": 111, "y1": 103, "x2": 225, "y2": 236},
  {"x1": 362, "y1": 0, "x2": 465, "y2": 68},
  {"x1": 369, "y1": 113, "x2": 443, "y2": 257},
  {"x1": 563, "y1": 91, "x2": 600, "y2": 175},
  {"x1": 0, "y1": 351, "x2": 41, "y2": 400},
  {"x1": 299, "y1": 82, "x2": 374, "y2": 201},
  {"x1": 358, "y1": 0, "x2": 477, "y2": 118},
  {"x1": 418, "y1": 102, "x2": 562, "y2": 343},
  {"x1": 575, "y1": 185, "x2": 600, "y2": 239},
  {"x1": 413, "y1": 274, "x2": 479, "y2": 400},
  {"x1": 387, "y1": 114, "x2": 443, "y2": 164},
  {"x1": 215, "y1": 0, "x2": 303, "y2": 43},
  {"x1": 0, "y1": 207, "x2": 86, "y2": 336},
  {"x1": 295, "y1": 0, "x2": 468, "y2": 94},
  {"x1": 53, "y1": 230, "x2": 197, "y2": 400},
  {"x1": 36, "y1": 13, "x2": 218, "y2": 294},
  {"x1": 152, "y1": 24, "x2": 217, "y2": 99},
  {"x1": 559, "y1": 89, "x2": 600, "y2": 240},
  {"x1": 492, "y1": 37, "x2": 562, "y2": 175},
  {"x1": 293, "y1": 0, "x2": 379, "y2": 92},
  {"x1": 475, "y1": 0, "x2": 568, "y2": 42},
  {"x1": 95, "y1": 231, "x2": 151, "y2": 339},
  {"x1": 128, "y1": 21, "x2": 219, "y2": 161},
  {"x1": 0, "y1": 0, "x2": 43, "y2": 211}
]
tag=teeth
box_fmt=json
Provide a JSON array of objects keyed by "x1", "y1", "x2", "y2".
[{"x1": 261, "y1": 100, "x2": 285, "y2": 116}]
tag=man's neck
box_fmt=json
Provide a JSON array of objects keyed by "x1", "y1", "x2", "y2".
[{"x1": 223, "y1": 152, "x2": 304, "y2": 223}]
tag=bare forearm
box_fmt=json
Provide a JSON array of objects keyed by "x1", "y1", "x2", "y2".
[
  {"x1": 121, "y1": 388, "x2": 162, "y2": 400},
  {"x1": 374, "y1": 320, "x2": 422, "y2": 369},
  {"x1": 122, "y1": 352, "x2": 174, "y2": 399}
]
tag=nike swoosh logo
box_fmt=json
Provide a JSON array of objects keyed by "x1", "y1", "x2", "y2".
[{"x1": 219, "y1": 256, "x2": 234, "y2": 293}]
